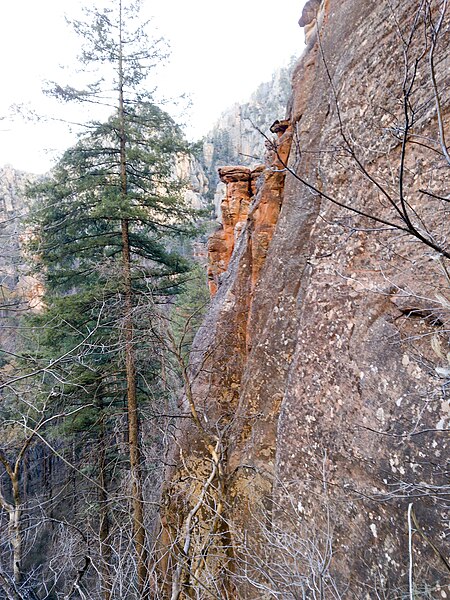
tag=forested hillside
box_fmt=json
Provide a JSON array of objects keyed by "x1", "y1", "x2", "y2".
[{"x1": 0, "y1": 0, "x2": 292, "y2": 595}]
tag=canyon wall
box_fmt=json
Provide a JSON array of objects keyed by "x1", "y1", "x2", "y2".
[
  {"x1": 0, "y1": 166, "x2": 42, "y2": 352},
  {"x1": 201, "y1": 62, "x2": 295, "y2": 214},
  {"x1": 167, "y1": 0, "x2": 450, "y2": 597}
]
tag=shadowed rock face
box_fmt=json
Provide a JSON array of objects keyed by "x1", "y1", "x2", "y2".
[
  {"x1": 298, "y1": 0, "x2": 321, "y2": 27},
  {"x1": 167, "y1": 0, "x2": 450, "y2": 595}
]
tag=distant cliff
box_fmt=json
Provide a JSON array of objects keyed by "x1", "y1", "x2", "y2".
[
  {"x1": 0, "y1": 166, "x2": 32, "y2": 291},
  {"x1": 199, "y1": 61, "x2": 295, "y2": 207},
  {"x1": 0, "y1": 166, "x2": 42, "y2": 352}
]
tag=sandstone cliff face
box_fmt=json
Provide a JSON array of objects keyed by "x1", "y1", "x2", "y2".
[
  {"x1": 168, "y1": 0, "x2": 450, "y2": 597},
  {"x1": 207, "y1": 165, "x2": 261, "y2": 295}
]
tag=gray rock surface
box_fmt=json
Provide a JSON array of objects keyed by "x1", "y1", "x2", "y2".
[{"x1": 167, "y1": 0, "x2": 450, "y2": 595}]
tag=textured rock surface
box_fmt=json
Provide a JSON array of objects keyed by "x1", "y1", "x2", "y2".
[
  {"x1": 167, "y1": 0, "x2": 450, "y2": 596},
  {"x1": 0, "y1": 166, "x2": 42, "y2": 350},
  {"x1": 201, "y1": 62, "x2": 296, "y2": 199},
  {"x1": 174, "y1": 153, "x2": 210, "y2": 210},
  {"x1": 207, "y1": 166, "x2": 262, "y2": 295}
]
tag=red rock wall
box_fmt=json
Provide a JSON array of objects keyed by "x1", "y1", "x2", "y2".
[
  {"x1": 168, "y1": 0, "x2": 450, "y2": 596},
  {"x1": 207, "y1": 165, "x2": 263, "y2": 296}
]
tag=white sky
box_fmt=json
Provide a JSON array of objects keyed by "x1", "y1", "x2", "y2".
[{"x1": 0, "y1": 1, "x2": 306, "y2": 174}]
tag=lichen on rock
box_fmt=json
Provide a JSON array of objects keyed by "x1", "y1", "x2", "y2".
[{"x1": 164, "y1": 0, "x2": 450, "y2": 596}]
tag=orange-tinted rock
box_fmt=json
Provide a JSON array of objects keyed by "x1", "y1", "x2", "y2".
[
  {"x1": 217, "y1": 166, "x2": 252, "y2": 183},
  {"x1": 250, "y1": 165, "x2": 265, "y2": 195},
  {"x1": 208, "y1": 165, "x2": 265, "y2": 295},
  {"x1": 247, "y1": 125, "x2": 293, "y2": 298},
  {"x1": 167, "y1": 0, "x2": 450, "y2": 595},
  {"x1": 207, "y1": 131, "x2": 293, "y2": 297},
  {"x1": 207, "y1": 228, "x2": 229, "y2": 296},
  {"x1": 269, "y1": 119, "x2": 290, "y2": 134}
]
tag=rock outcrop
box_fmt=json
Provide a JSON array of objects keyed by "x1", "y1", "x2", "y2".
[
  {"x1": 207, "y1": 121, "x2": 292, "y2": 297},
  {"x1": 166, "y1": 0, "x2": 450, "y2": 597},
  {"x1": 0, "y1": 166, "x2": 42, "y2": 351},
  {"x1": 201, "y1": 62, "x2": 295, "y2": 197},
  {"x1": 207, "y1": 166, "x2": 259, "y2": 295}
]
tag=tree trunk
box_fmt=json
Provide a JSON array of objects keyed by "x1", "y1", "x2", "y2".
[
  {"x1": 121, "y1": 219, "x2": 149, "y2": 598},
  {"x1": 98, "y1": 410, "x2": 112, "y2": 600},
  {"x1": 118, "y1": 2, "x2": 149, "y2": 596},
  {"x1": 10, "y1": 473, "x2": 22, "y2": 586}
]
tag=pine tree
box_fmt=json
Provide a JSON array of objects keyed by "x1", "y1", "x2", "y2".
[{"x1": 27, "y1": 1, "x2": 196, "y2": 596}]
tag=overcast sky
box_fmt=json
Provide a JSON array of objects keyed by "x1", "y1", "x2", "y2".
[{"x1": 0, "y1": 1, "x2": 306, "y2": 173}]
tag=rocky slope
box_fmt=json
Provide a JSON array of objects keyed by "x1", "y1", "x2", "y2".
[{"x1": 165, "y1": 0, "x2": 450, "y2": 597}]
